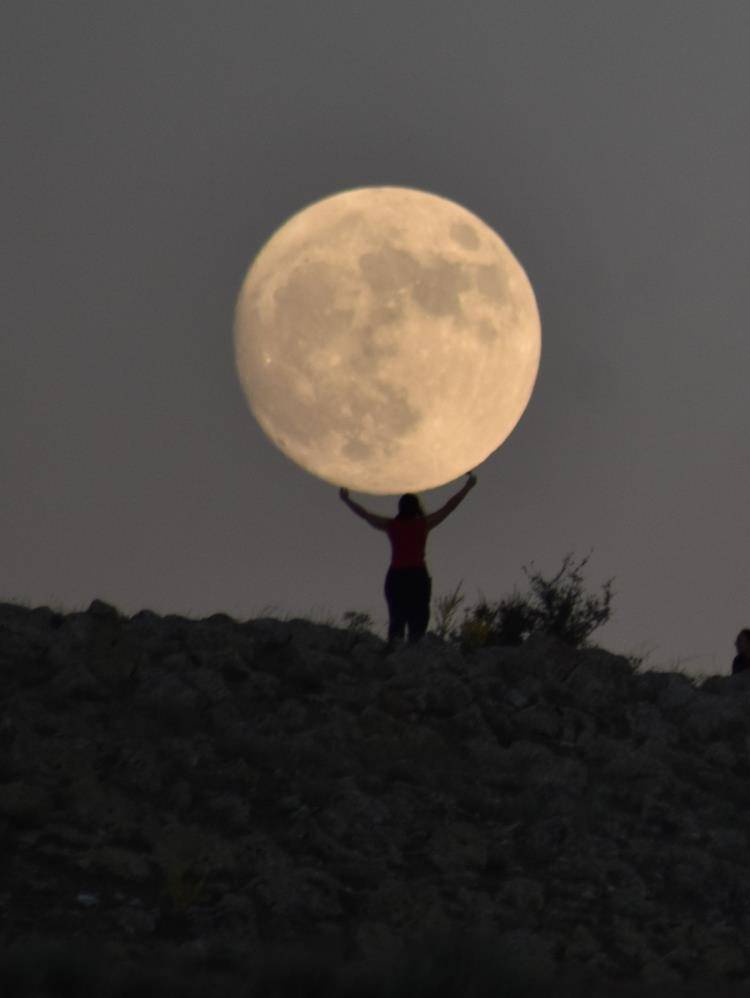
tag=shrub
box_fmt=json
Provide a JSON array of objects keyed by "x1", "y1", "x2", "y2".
[
  {"x1": 440, "y1": 553, "x2": 613, "y2": 650},
  {"x1": 433, "y1": 582, "x2": 465, "y2": 640},
  {"x1": 522, "y1": 553, "x2": 613, "y2": 647},
  {"x1": 341, "y1": 610, "x2": 374, "y2": 635}
]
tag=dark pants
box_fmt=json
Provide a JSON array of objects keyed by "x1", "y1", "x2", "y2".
[{"x1": 384, "y1": 566, "x2": 432, "y2": 645}]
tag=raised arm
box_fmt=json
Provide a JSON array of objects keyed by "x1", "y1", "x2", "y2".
[
  {"x1": 425, "y1": 473, "x2": 477, "y2": 529},
  {"x1": 338, "y1": 488, "x2": 390, "y2": 530}
]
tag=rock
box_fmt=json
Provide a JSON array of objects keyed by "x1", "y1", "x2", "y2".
[
  {"x1": 703, "y1": 939, "x2": 747, "y2": 977},
  {"x1": 5, "y1": 599, "x2": 750, "y2": 993},
  {"x1": 168, "y1": 779, "x2": 193, "y2": 812},
  {"x1": 87, "y1": 599, "x2": 120, "y2": 619},
  {"x1": 208, "y1": 794, "x2": 250, "y2": 832},
  {"x1": 215, "y1": 891, "x2": 257, "y2": 929},
  {"x1": 186, "y1": 667, "x2": 230, "y2": 705},
  {"x1": 506, "y1": 687, "x2": 531, "y2": 709},
  {"x1": 494, "y1": 928, "x2": 556, "y2": 985},
  {"x1": 0, "y1": 781, "x2": 53, "y2": 825},
  {"x1": 611, "y1": 915, "x2": 650, "y2": 967},
  {"x1": 705, "y1": 741, "x2": 737, "y2": 768},
  {"x1": 79, "y1": 845, "x2": 152, "y2": 883},
  {"x1": 134, "y1": 669, "x2": 200, "y2": 732},
  {"x1": 496, "y1": 876, "x2": 545, "y2": 917},
  {"x1": 565, "y1": 923, "x2": 600, "y2": 963},
  {"x1": 353, "y1": 919, "x2": 400, "y2": 965},
  {"x1": 114, "y1": 904, "x2": 158, "y2": 936},
  {"x1": 718, "y1": 671, "x2": 750, "y2": 695},
  {"x1": 657, "y1": 674, "x2": 697, "y2": 713},
  {"x1": 46, "y1": 662, "x2": 103, "y2": 701},
  {"x1": 516, "y1": 815, "x2": 572, "y2": 865},
  {"x1": 428, "y1": 820, "x2": 488, "y2": 874},
  {"x1": 640, "y1": 956, "x2": 683, "y2": 986},
  {"x1": 517, "y1": 703, "x2": 564, "y2": 739}
]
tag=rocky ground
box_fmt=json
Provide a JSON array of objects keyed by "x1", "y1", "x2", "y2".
[{"x1": 2, "y1": 599, "x2": 750, "y2": 996}]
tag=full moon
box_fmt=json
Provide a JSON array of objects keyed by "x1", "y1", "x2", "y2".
[{"x1": 234, "y1": 186, "x2": 540, "y2": 494}]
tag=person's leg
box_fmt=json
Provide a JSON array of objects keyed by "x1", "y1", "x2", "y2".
[
  {"x1": 407, "y1": 568, "x2": 432, "y2": 643},
  {"x1": 384, "y1": 569, "x2": 407, "y2": 648}
]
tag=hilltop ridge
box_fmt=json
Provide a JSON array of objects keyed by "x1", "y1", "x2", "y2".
[{"x1": 2, "y1": 599, "x2": 750, "y2": 995}]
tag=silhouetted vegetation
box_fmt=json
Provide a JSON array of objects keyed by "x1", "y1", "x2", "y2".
[
  {"x1": 341, "y1": 609, "x2": 374, "y2": 634},
  {"x1": 434, "y1": 553, "x2": 614, "y2": 650}
]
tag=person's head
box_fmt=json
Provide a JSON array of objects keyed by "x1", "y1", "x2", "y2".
[
  {"x1": 736, "y1": 629, "x2": 750, "y2": 656},
  {"x1": 397, "y1": 493, "x2": 424, "y2": 519}
]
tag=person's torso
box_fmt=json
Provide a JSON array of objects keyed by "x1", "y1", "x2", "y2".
[{"x1": 387, "y1": 517, "x2": 429, "y2": 568}]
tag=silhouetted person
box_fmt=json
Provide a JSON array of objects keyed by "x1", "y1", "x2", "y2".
[
  {"x1": 339, "y1": 472, "x2": 477, "y2": 649},
  {"x1": 732, "y1": 629, "x2": 750, "y2": 674}
]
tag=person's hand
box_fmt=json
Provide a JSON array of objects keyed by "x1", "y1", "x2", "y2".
[
  {"x1": 339, "y1": 487, "x2": 350, "y2": 501},
  {"x1": 466, "y1": 471, "x2": 477, "y2": 489}
]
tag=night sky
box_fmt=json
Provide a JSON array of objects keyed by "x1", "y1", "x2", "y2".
[{"x1": 3, "y1": 2, "x2": 748, "y2": 676}]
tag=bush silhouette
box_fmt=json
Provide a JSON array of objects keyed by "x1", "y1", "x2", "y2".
[{"x1": 440, "y1": 553, "x2": 613, "y2": 650}]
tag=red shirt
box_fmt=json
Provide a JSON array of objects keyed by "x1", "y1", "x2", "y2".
[{"x1": 386, "y1": 517, "x2": 429, "y2": 568}]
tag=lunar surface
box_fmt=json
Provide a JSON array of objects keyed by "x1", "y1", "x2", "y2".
[{"x1": 234, "y1": 187, "x2": 541, "y2": 494}]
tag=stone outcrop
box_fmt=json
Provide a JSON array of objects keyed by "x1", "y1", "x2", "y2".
[{"x1": 2, "y1": 599, "x2": 750, "y2": 995}]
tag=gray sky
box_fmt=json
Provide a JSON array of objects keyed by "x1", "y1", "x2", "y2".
[{"x1": 3, "y1": 2, "x2": 748, "y2": 676}]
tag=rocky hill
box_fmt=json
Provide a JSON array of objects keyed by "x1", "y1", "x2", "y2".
[{"x1": 2, "y1": 599, "x2": 750, "y2": 996}]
